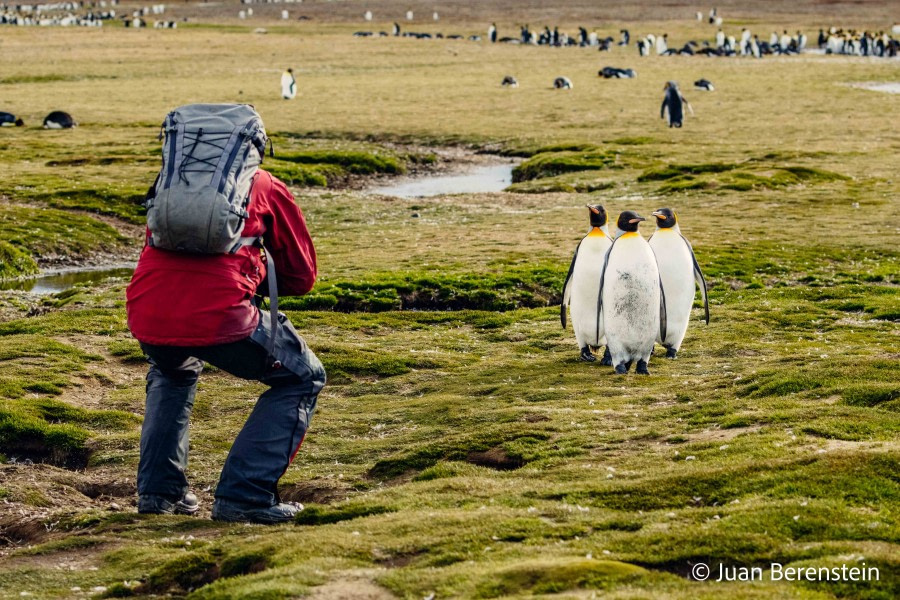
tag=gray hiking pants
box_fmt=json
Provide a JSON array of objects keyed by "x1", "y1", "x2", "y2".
[{"x1": 137, "y1": 310, "x2": 326, "y2": 507}]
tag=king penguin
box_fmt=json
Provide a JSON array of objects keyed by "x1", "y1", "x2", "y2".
[
  {"x1": 281, "y1": 68, "x2": 297, "y2": 100},
  {"x1": 648, "y1": 208, "x2": 709, "y2": 359},
  {"x1": 561, "y1": 204, "x2": 613, "y2": 363},
  {"x1": 661, "y1": 81, "x2": 693, "y2": 128},
  {"x1": 599, "y1": 211, "x2": 666, "y2": 375}
]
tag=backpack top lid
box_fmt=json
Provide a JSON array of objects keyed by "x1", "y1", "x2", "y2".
[{"x1": 147, "y1": 103, "x2": 270, "y2": 254}]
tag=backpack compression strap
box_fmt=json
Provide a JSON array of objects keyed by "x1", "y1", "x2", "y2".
[{"x1": 238, "y1": 236, "x2": 280, "y2": 359}]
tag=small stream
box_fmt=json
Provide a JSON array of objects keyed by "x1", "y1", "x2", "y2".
[
  {"x1": 369, "y1": 163, "x2": 515, "y2": 198},
  {"x1": 0, "y1": 266, "x2": 135, "y2": 295}
]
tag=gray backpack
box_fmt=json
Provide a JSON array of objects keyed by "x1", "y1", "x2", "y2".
[
  {"x1": 147, "y1": 103, "x2": 269, "y2": 253},
  {"x1": 146, "y1": 104, "x2": 281, "y2": 355}
]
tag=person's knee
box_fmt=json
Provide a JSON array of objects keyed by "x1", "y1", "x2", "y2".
[{"x1": 146, "y1": 359, "x2": 203, "y2": 387}]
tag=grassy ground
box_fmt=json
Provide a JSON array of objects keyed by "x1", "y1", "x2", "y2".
[{"x1": 0, "y1": 1, "x2": 898, "y2": 598}]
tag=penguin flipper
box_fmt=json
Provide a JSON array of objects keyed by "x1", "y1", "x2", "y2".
[
  {"x1": 560, "y1": 241, "x2": 582, "y2": 328},
  {"x1": 658, "y1": 277, "x2": 668, "y2": 343},
  {"x1": 660, "y1": 100, "x2": 667, "y2": 119},
  {"x1": 681, "y1": 234, "x2": 710, "y2": 324}
]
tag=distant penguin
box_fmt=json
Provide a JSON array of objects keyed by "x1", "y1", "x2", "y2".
[
  {"x1": 600, "y1": 67, "x2": 636, "y2": 79},
  {"x1": 392, "y1": 22, "x2": 400, "y2": 36},
  {"x1": 0, "y1": 112, "x2": 24, "y2": 127},
  {"x1": 281, "y1": 68, "x2": 297, "y2": 99},
  {"x1": 553, "y1": 76, "x2": 573, "y2": 89},
  {"x1": 648, "y1": 208, "x2": 709, "y2": 359},
  {"x1": 656, "y1": 33, "x2": 668, "y2": 54},
  {"x1": 637, "y1": 39, "x2": 650, "y2": 56},
  {"x1": 489, "y1": 22, "x2": 497, "y2": 43},
  {"x1": 660, "y1": 81, "x2": 693, "y2": 128},
  {"x1": 599, "y1": 211, "x2": 666, "y2": 375},
  {"x1": 694, "y1": 78, "x2": 714, "y2": 91},
  {"x1": 561, "y1": 205, "x2": 613, "y2": 363},
  {"x1": 42, "y1": 111, "x2": 76, "y2": 129},
  {"x1": 501, "y1": 75, "x2": 519, "y2": 87}
]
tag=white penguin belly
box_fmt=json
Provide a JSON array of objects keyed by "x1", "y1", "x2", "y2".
[
  {"x1": 570, "y1": 235, "x2": 610, "y2": 347},
  {"x1": 603, "y1": 237, "x2": 660, "y2": 362},
  {"x1": 650, "y1": 232, "x2": 695, "y2": 349}
]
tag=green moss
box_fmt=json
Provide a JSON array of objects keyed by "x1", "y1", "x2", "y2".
[
  {"x1": 263, "y1": 161, "x2": 328, "y2": 187},
  {"x1": 295, "y1": 503, "x2": 394, "y2": 526},
  {"x1": 139, "y1": 550, "x2": 221, "y2": 595},
  {"x1": 607, "y1": 136, "x2": 656, "y2": 145},
  {"x1": 15, "y1": 535, "x2": 105, "y2": 556},
  {"x1": 638, "y1": 162, "x2": 850, "y2": 194},
  {"x1": 475, "y1": 559, "x2": 646, "y2": 598},
  {"x1": 512, "y1": 150, "x2": 619, "y2": 182},
  {"x1": 0, "y1": 240, "x2": 39, "y2": 280},
  {"x1": 368, "y1": 431, "x2": 543, "y2": 480},
  {"x1": 637, "y1": 163, "x2": 738, "y2": 182},
  {"x1": 107, "y1": 339, "x2": 146, "y2": 363},
  {"x1": 0, "y1": 408, "x2": 92, "y2": 467},
  {"x1": 506, "y1": 171, "x2": 615, "y2": 194},
  {"x1": 842, "y1": 385, "x2": 900, "y2": 408},
  {"x1": 280, "y1": 265, "x2": 564, "y2": 313},
  {"x1": 533, "y1": 142, "x2": 601, "y2": 153},
  {"x1": 0, "y1": 205, "x2": 131, "y2": 262},
  {"x1": 275, "y1": 150, "x2": 404, "y2": 175},
  {"x1": 547, "y1": 453, "x2": 900, "y2": 511}
]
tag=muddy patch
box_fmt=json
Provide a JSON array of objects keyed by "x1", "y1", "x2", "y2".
[
  {"x1": 466, "y1": 447, "x2": 526, "y2": 471},
  {"x1": 306, "y1": 569, "x2": 397, "y2": 600},
  {"x1": 280, "y1": 479, "x2": 353, "y2": 504}
]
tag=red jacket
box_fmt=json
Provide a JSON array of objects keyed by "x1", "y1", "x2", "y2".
[{"x1": 126, "y1": 170, "x2": 316, "y2": 346}]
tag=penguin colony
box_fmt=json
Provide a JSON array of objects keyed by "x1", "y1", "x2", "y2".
[
  {"x1": 562, "y1": 206, "x2": 709, "y2": 375},
  {"x1": 1, "y1": 1, "x2": 119, "y2": 27},
  {"x1": 0, "y1": 2, "x2": 190, "y2": 29},
  {"x1": 350, "y1": 11, "x2": 898, "y2": 59}
]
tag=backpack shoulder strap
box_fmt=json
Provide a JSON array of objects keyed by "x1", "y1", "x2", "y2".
[{"x1": 262, "y1": 245, "x2": 279, "y2": 358}]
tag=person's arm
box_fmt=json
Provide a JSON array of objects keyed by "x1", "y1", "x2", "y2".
[{"x1": 261, "y1": 173, "x2": 317, "y2": 296}]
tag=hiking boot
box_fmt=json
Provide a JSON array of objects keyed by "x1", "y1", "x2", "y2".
[
  {"x1": 138, "y1": 491, "x2": 200, "y2": 516},
  {"x1": 211, "y1": 498, "x2": 302, "y2": 524}
]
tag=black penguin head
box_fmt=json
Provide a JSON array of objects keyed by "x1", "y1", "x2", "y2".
[
  {"x1": 652, "y1": 208, "x2": 677, "y2": 228},
  {"x1": 15, "y1": 118, "x2": 24, "y2": 127},
  {"x1": 586, "y1": 204, "x2": 608, "y2": 227},
  {"x1": 664, "y1": 80, "x2": 679, "y2": 91},
  {"x1": 616, "y1": 210, "x2": 645, "y2": 232}
]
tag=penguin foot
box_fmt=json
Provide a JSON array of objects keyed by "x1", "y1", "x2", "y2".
[
  {"x1": 600, "y1": 347, "x2": 612, "y2": 366},
  {"x1": 665, "y1": 347, "x2": 678, "y2": 359},
  {"x1": 579, "y1": 346, "x2": 596, "y2": 362},
  {"x1": 636, "y1": 360, "x2": 650, "y2": 375},
  {"x1": 614, "y1": 363, "x2": 628, "y2": 375}
]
